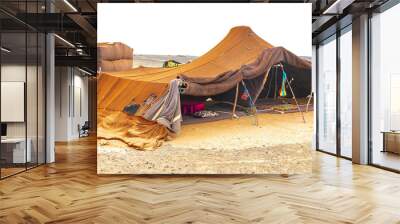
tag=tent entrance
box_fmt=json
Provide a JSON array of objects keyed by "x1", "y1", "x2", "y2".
[
  {"x1": 179, "y1": 94, "x2": 246, "y2": 125},
  {"x1": 179, "y1": 72, "x2": 267, "y2": 126},
  {"x1": 255, "y1": 64, "x2": 313, "y2": 118},
  {"x1": 179, "y1": 63, "x2": 312, "y2": 125}
]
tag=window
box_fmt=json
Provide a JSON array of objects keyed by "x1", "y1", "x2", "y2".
[
  {"x1": 339, "y1": 28, "x2": 352, "y2": 158},
  {"x1": 0, "y1": 2, "x2": 46, "y2": 179},
  {"x1": 370, "y1": 3, "x2": 400, "y2": 171},
  {"x1": 317, "y1": 36, "x2": 337, "y2": 154}
]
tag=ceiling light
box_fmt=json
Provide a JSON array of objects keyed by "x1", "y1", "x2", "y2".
[
  {"x1": 54, "y1": 34, "x2": 75, "y2": 48},
  {"x1": 77, "y1": 67, "x2": 92, "y2": 76},
  {"x1": 63, "y1": 0, "x2": 78, "y2": 12},
  {"x1": 76, "y1": 48, "x2": 85, "y2": 55},
  {"x1": 1, "y1": 47, "x2": 11, "y2": 53},
  {"x1": 323, "y1": 0, "x2": 355, "y2": 15}
]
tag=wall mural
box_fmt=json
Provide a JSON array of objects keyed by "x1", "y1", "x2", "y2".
[{"x1": 96, "y1": 3, "x2": 313, "y2": 174}]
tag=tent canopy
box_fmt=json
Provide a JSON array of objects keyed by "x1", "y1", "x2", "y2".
[
  {"x1": 98, "y1": 26, "x2": 310, "y2": 111},
  {"x1": 99, "y1": 26, "x2": 279, "y2": 111},
  {"x1": 97, "y1": 26, "x2": 311, "y2": 150}
]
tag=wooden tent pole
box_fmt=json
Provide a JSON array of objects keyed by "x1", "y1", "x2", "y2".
[
  {"x1": 274, "y1": 66, "x2": 278, "y2": 100},
  {"x1": 253, "y1": 68, "x2": 270, "y2": 103},
  {"x1": 306, "y1": 92, "x2": 313, "y2": 113},
  {"x1": 281, "y1": 64, "x2": 306, "y2": 123},
  {"x1": 232, "y1": 83, "x2": 239, "y2": 119},
  {"x1": 241, "y1": 81, "x2": 258, "y2": 126}
]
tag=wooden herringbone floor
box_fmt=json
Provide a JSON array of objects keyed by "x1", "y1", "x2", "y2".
[{"x1": 1, "y1": 136, "x2": 400, "y2": 224}]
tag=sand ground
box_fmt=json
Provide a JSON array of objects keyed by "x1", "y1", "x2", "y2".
[
  {"x1": 98, "y1": 112, "x2": 313, "y2": 174},
  {"x1": 167, "y1": 111, "x2": 313, "y2": 150}
]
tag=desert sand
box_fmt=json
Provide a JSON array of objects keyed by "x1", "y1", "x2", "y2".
[
  {"x1": 167, "y1": 111, "x2": 312, "y2": 150},
  {"x1": 98, "y1": 112, "x2": 313, "y2": 174}
]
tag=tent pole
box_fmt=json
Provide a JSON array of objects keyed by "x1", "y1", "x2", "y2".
[
  {"x1": 281, "y1": 65, "x2": 306, "y2": 123},
  {"x1": 241, "y1": 81, "x2": 258, "y2": 126},
  {"x1": 253, "y1": 68, "x2": 270, "y2": 103},
  {"x1": 306, "y1": 92, "x2": 313, "y2": 113},
  {"x1": 264, "y1": 69, "x2": 274, "y2": 100},
  {"x1": 232, "y1": 83, "x2": 239, "y2": 119},
  {"x1": 274, "y1": 66, "x2": 278, "y2": 100}
]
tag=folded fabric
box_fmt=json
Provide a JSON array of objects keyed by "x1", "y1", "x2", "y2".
[{"x1": 143, "y1": 79, "x2": 183, "y2": 134}]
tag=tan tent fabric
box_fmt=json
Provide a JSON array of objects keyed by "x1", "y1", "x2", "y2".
[
  {"x1": 97, "y1": 42, "x2": 134, "y2": 72},
  {"x1": 98, "y1": 26, "x2": 274, "y2": 111},
  {"x1": 98, "y1": 110, "x2": 169, "y2": 150},
  {"x1": 97, "y1": 26, "x2": 311, "y2": 150},
  {"x1": 180, "y1": 46, "x2": 311, "y2": 97}
]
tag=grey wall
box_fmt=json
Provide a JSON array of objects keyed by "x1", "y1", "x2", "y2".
[{"x1": 54, "y1": 66, "x2": 89, "y2": 141}]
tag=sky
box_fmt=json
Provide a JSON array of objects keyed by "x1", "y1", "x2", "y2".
[{"x1": 98, "y1": 3, "x2": 311, "y2": 57}]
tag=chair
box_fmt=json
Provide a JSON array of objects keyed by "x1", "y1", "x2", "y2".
[{"x1": 79, "y1": 121, "x2": 90, "y2": 138}]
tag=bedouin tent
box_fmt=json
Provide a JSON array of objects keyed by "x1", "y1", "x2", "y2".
[{"x1": 97, "y1": 26, "x2": 311, "y2": 150}]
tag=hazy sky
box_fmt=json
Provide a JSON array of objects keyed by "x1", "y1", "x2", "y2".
[{"x1": 98, "y1": 3, "x2": 311, "y2": 57}]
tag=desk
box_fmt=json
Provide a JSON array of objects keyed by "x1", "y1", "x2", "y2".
[
  {"x1": 382, "y1": 131, "x2": 400, "y2": 154},
  {"x1": 1, "y1": 138, "x2": 31, "y2": 163}
]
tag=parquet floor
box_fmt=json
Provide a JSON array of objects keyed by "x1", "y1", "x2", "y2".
[{"x1": 1, "y1": 136, "x2": 400, "y2": 223}]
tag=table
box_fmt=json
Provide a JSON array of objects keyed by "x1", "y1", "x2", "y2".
[
  {"x1": 381, "y1": 131, "x2": 400, "y2": 154},
  {"x1": 1, "y1": 138, "x2": 31, "y2": 163}
]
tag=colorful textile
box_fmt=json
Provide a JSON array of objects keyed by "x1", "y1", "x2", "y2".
[
  {"x1": 241, "y1": 89, "x2": 250, "y2": 101},
  {"x1": 182, "y1": 101, "x2": 205, "y2": 115},
  {"x1": 279, "y1": 70, "x2": 287, "y2": 97}
]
